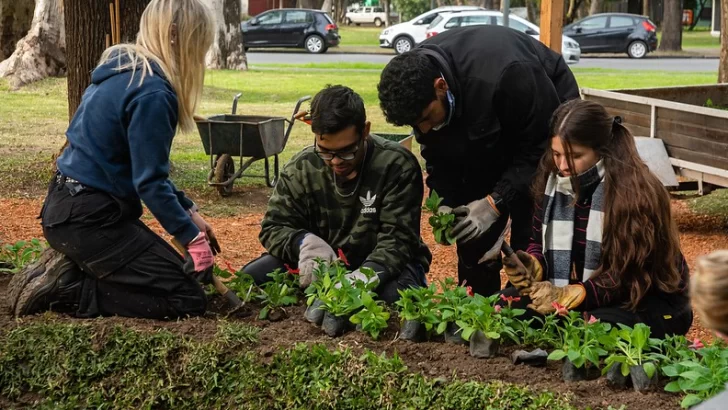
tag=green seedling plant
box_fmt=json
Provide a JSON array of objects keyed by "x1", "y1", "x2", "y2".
[
  {"x1": 663, "y1": 340, "x2": 728, "y2": 408},
  {"x1": 548, "y1": 311, "x2": 613, "y2": 369},
  {"x1": 497, "y1": 294, "x2": 527, "y2": 334},
  {"x1": 433, "y1": 278, "x2": 470, "y2": 335},
  {"x1": 319, "y1": 275, "x2": 367, "y2": 317},
  {"x1": 424, "y1": 190, "x2": 456, "y2": 245},
  {"x1": 214, "y1": 263, "x2": 258, "y2": 302},
  {"x1": 349, "y1": 291, "x2": 390, "y2": 340},
  {"x1": 256, "y1": 269, "x2": 299, "y2": 320},
  {"x1": 0, "y1": 239, "x2": 45, "y2": 274},
  {"x1": 304, "y1": 260, "x2": 347, "y2": 307},
  {"x1": 513, "y1": 314, "x2": 561, "y2": 349},
  {"x1": 602, "y1": 323, "x2": 661, "y2": 379},
  {"x1": 651, "y1": 334, "x2": 698, "y2": 371},
  {"x1": 455, "y1": 294, "x2": 518, "y2": 343},
  {"x1": 395, "y1": 283, "x2": 440, "y2": 332}
]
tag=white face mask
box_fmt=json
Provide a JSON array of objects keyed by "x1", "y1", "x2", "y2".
[{"x1": 431, "y1": 89, "x2": 455, "y2": 132}]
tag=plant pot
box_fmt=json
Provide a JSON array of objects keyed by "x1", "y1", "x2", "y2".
[
  {"x1": 561, "y1": 358, "x2": 600, "y2": 382},
  {"x1": 444, "y1": 322, "x2": 467, "y2": 345},
  {"x1": 322, "y1": 312, "x2": 351, "y2": 337},
  {"x1": 606, "y1": 364, "x2": 629, "y2": 388},
  {"x1": 400, "y1": 319, "x2": 427, "y2": 342},
  {"x1": 304, "y1": 299, "x2": 325, "y2": 326},
  {"x1": 469, "y1": 330, "x2": 500, "y2": 358},
  {"x1": 630, "y1": 364, "x2": 657, "y2": 393},
  {"x1": 511, "y1": 349, "x2": 548, "y2": 367}
]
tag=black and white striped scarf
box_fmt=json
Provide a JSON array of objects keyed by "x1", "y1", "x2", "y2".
[{"x1": 542, "y1": 160, "x2": 605, "y2": 287}]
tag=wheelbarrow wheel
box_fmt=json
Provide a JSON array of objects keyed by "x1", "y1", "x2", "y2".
[
  {"x1": 265, "y1": 155, "x2": 279, "y2": 187},
  {"x1": 214, "y1": 154, "x2": 235, "y2": 197}
]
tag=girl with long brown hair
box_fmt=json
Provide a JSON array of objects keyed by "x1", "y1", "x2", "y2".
[{"x1": 503, "y1": 99, "x2": 692, "y2": 338}]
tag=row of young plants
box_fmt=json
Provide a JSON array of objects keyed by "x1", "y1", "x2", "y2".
[
  {"x1": 0, "y1": 239, "x2": 45, "y2": 274},
  {"x1": 219, "y1": 258, "x2": 728, "y2": 408},
  {"x1": 0, "y1": 321, "x2": 579, "y2": 409}
]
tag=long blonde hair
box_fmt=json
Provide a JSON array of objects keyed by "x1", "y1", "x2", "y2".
[
  {"x1": 98, "y1": 0, "x2": 215, "y2": 132},
  {"x1": 692, "y1": 251, "x2": 728, "y2": 335}
]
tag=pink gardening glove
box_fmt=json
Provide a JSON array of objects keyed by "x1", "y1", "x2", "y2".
[{"x1": 186, "y1": 232, "x2": 214, "y2": 273}]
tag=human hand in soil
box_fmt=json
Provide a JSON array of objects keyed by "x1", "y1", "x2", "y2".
[
  {"x1": 298, "y1": 234, "x2": 336, "y2": 288},
  {"x1": 527, "y1": 281, "x2": 586, "y2": 315},
  {"x1": 503, "y1": 251, "x2": 543, "y2": 294},
  {"x1": 190, "y1": 211, "x2": 221, "y2": 255}
]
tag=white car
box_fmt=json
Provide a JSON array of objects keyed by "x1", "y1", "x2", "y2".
[
  {"x1": 425, "y1": 11, "x2": 581, "y2": 64},
  {"x1": 379, "y1": 6, "x2": 483, "y2": 54},
  {"x1": 345, "y1": 6, "x2": 398, "y2": 27}
]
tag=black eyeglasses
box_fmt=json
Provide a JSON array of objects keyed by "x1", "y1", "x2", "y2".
[{"x1": 313, "y1": 135, "x2": 363, "y2": 161}]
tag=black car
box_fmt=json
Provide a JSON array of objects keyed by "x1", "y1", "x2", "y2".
[
  {"x1": 241, "y1": 9, "x2": 340, "y2": 54},
  {"x1": 564, "y1": 13, "x2": 657, "y2": 59}
]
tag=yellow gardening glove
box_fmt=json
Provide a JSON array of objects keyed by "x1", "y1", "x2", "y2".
[
  {"x1": 527, "y1": 281, "x2": 586, "y2": 315},
  {"x1": 503, "y1": 251, "x2": 543, "y2": 293}
]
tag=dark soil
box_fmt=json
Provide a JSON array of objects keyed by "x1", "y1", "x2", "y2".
[{"x1": 0, "y1": 275, "x2": 681, "y2": 409}]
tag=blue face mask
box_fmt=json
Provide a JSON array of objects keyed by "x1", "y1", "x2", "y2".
[{"x1": 431, "y1": 88, "x2": 455, "y2": 132}]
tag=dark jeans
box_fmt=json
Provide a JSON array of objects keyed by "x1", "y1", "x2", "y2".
[
  {"x1": 40, "y1": 178, "x2": 206, "y2": 319},
  {"x1": 242, "y1": 254, "x2": 427, "y2": 304},
  {"x1": 497, "y1": 286, "x2": 693, "y2": 339},
  {"x1": 457, "y1": 198, "x2": 533, "y2": 297}
]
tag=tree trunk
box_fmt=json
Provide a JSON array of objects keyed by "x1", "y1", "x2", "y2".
[
  {"x1": 659, "y1": 0, "x2": 682, "y2": 51},
  {"x1": 321, "y1": 0, "x2": 332, "y2": 14},
  {"x1": 643, "y1": 0, "x2": 650, "y2": 17},
  {"x1": 205, "y1": 0, "x2": 247, "y2": 70},
  {"x1": 589, "y1": 0, "x2": 601, "y2": 15},
  {"x1": 384, "y1": 0, "x2": 390, "y2": 26},
  {"x1": 64, "y1": 0, "x2": 148, "y2": 120},
  {"x1": 0, "y1": 0, "x2": 35, "y2": 60},
  {"x1": 527, "y1": 0, "x2": 540, "y2": 25},
  {"x1": 720, "y1": 0, "x2": 728, "y2": 82},
  {"x1": 0, "y1": 0, "x2": 65, "y2": 89}
]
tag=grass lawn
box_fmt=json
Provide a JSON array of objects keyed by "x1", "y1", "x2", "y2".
[
  {"x1": 657, "y1": 29, "x2": 721, "y2": 49},
  {"x1": 338, "y1": 26, "x2": 382, "y2": 47},
  {"x1": 0, "y1": 66, "x2": 723, "y2": 217}
]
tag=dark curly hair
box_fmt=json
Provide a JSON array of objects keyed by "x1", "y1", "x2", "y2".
[
  {"x1": 310, "y1": 85, "x2": 366, "y2": 136},
  {"x1": 378, "y1": 51, "x2": 439, "y2": 127}
]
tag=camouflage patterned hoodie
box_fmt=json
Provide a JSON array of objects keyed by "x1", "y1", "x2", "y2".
[{"x1": 259, "y1": 135, "x2": 432, "y2": 282}]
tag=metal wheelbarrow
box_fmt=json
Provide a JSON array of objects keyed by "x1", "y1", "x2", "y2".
[{"x1": 195, "y1": 94, "x2": 311, "y2": 196}]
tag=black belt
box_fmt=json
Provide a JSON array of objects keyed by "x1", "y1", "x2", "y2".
[
  {"x1": 55, "y1": 173, "x2": 80, "y2": 184},
  {"x1": 55, "y1": 173, "x2": 92, "y2": 196}
]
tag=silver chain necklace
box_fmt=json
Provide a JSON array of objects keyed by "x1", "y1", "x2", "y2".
[{"x1": 332, "y1": 142, "x2": 368, "y2": 198}]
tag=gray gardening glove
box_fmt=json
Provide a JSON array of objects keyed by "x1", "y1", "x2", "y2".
[
  {"x1": 451, "y1": 196, "x2": 501, "y2": 244},
  {"x1": 335, "y1": 268, "x2": 380, "y2": 289},
  {"x1": 298, "y1": 234, "x2": 336, "y2": 288}
]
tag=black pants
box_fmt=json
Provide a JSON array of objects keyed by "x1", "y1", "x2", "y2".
[
  {"x1": 40, "y1": 179, "x2": 206, "y2": 319},
  {"x1": 241, "y1": 254, "x2": 427, "y2": 304},
  {"x1": 457, "y1": 198, "x2": 533, "y2": 297},
  {"x1": 498, "y1": 286, "x2": 693, "y2": 339}
]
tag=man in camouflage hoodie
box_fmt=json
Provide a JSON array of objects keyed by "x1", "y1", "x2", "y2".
[{"x1": 242, "y1": 85, "x2": 431, "y2": 303}]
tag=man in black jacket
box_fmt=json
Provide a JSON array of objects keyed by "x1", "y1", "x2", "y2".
[{"x1": 378, "y1": 25, "x2": 580, "y2": 296}]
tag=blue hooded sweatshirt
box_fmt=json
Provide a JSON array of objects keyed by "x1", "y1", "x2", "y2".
[{"x1": 56, "y1": 53, "x2": 200, "y2": 245}]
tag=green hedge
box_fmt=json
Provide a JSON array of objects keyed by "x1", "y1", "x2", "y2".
[{"x1": 0, "y1": 322, "x2": 575, "y2": 410}]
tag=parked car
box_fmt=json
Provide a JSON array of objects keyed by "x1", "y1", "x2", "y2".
[
  {"x1": 345, "y1": 6, "x2": 398, "y2": 27},
  {"x1": 241, "y1": 9, "x2": 340, "y2": 54},
  {"x1": 425, "y1": 11, "x2": 581, "y2": 64},
  {"x1": 563, "y1": 13, "x2": 657, "y2": 58},
  {"x1": 379, "y1": 6, "x2": 483, "y2": 54}
]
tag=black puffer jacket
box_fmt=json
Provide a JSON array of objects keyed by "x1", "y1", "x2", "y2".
[{"x1": 413, "y1": 25, "x2": 580, "y2": 209}]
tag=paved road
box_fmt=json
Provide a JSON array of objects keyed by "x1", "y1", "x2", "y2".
[{"x1": 247, "y1": 51, "x2": 719, "y2": 72}]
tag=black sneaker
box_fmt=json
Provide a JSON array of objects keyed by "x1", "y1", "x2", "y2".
[{"x1": 12, "y1": 249, "x2": 84, "y2": 316}]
